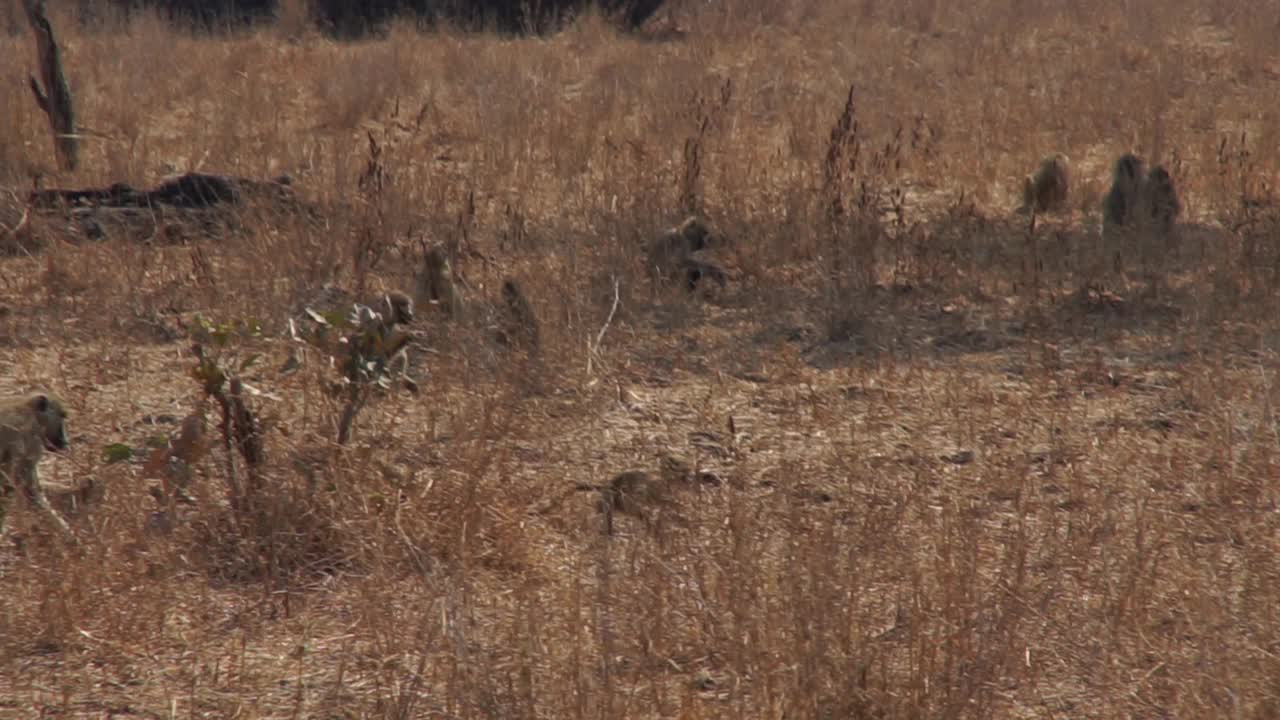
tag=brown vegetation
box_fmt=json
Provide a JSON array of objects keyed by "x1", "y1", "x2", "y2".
[{"x1": 2, "y1": 0, "x2": 1280, "y2": 717}]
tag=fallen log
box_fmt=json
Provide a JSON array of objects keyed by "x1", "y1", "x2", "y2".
[{"x1": 29, "y1": 173, "x2": 295, "y2": 210}]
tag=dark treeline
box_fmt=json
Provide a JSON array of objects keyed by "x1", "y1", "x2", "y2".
[{"x1": 59, "y1": 0, "x2": 666, "y2": 37}]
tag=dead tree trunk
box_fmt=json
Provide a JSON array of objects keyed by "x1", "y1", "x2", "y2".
[{"x1": 24, "y1": 0, "x2": 78, "y2": 172}]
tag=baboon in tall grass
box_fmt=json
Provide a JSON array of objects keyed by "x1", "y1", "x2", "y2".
[
  {"x1": 575, "y1": 454, "x2": 701, "y2": 536},
  {"x1": 496, "y1": 278, "x2": 540, "y2": 352},
  {"x1": 1102, "y1": 152, "x2": 1147, "y2": 232},
  {"x1": 1020, "y1": 153, "x2": 1071, "y2": 214},
  {"x1": 646, "y1": 216, "x2": 727, "y2": 294},
  {"x1": 1145, "y1": 165, "x2": 1181, "y2": 233},
  {"x1": 345, "y1": 290, "x2": 417, "y2": 388},
  {"x1": 0, "y1": 392, "x2": 74, "y2": 540},
  {"x1": 415, "y1": 246, "x2": 464, "y2": 320}
]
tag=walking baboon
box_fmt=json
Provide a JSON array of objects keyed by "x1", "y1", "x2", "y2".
[
  {"x1": 0, "y1": 392, "x2": 74, "y2": 540},
  {"x1": 1146, "y1": 165, "x2": 1181, "y2": 233},
  {"x1": 496, "y1": 278, "x2": 540, "y2": 351},
  {"x1": 1102, "y1": 153, "x2": 1148, "y2": 231},
  {"x1": 1020, "y1": 153, "x2": 1071, "y2": 214},
  {"x1": 576, "y1": 454, "x2": 698, "y2": 536},
  {"x1": 415, "y1": 246, "x2": 464, "y2": 320}
]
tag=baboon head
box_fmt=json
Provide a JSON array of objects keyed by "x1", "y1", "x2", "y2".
[
  {"x1": 1147, "y1": 165, "x2": 1174, "y2": 191},
  {"x1": 678, "y1": 217, "x2": 713, "y2": 252},
  {"x1": 658, "y1": 454, "x2": 694, "y2": 482},
  {"x1": 382, "y1": 290, "x2": 415, "y2": 325},
  {"x1": 31, "y1": 393, "x2": 69, "y2": 453},
  {"x1": 425, "y1": 247, "x2": 448, "y2": 273},
  {"x1": 1114, "y1": 153, "x2": 1146, "y2": 188}
]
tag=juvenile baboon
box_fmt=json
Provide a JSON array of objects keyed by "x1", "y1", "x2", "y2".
[
  {"x1": 1102, "y1": 152, "x2": 1148, "y2": 231},
  {"x1": 576, "y1": 454, "x2": 698, "y2": 536},
  {"x1": 0, "y1": 392, "x2": 74, "y2": 540},
  {"x1": 143, "y1": 406, "x2": 210, "y2": 506},
  {"x1": 496, "y1": 278, "x2": 540, "y2": 351},
  {"x1": 379, "y1": 288, "x2": 415, "y2": 327},
  {"x1": 1020, "y1": 153, "x2": 1071, "y2": 214},
  {"x1": 415, "y1": 246, "x2": 464, "y2": 320},
  {"x1": 1146, "y1": 165, "x2": 1181, "y2": 232}
]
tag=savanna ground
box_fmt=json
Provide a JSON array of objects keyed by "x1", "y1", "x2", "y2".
[{"x1": 3, "y1": 0, "x2": 1280, "y2": 717}]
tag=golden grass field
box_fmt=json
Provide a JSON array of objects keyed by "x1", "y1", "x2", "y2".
[{"x1": 3, "y1": 0, "x2": 1280, "y2": 716}]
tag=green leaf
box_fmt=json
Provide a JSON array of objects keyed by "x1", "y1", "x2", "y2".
[{"x1": 102, "y1": 443, "x2": 134, "y2": 464}]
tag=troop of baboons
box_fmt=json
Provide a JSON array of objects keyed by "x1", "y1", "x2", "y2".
[
  {"x1": 1018, "y1": 150, "x2": 1187, "y2": 235},
  {"x1": 0, "y1": 148, "x2": 1190, "y2": 544},
  {"x1": 1027, "y1": 150, "x2": 1182, "y2": 234}
]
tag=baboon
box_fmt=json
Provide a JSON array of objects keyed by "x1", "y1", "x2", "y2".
[
  {"x1": 496, "y1": 278, "x2": 540, "y2": 352},
  {"x1": 1020, "y1": 153, "x2": 1071, "y2": 214},
  {"x1": 378, "y1": 289, "x2": 415, "y2": 327},
  {"x1": 415, "y1": 246, "x2": 464, "y2": 320},
  {"x1": 648, "y1": 216, "x2": 711, "y2": 273},
  {"x1": 1146, "y1": 165, "x2": 1181, "y2": 233},
  {"x1": 143, "y1": 406, "x2": 209, "y2": 506},
  {"x1": 647, "y1": 216, "x2": 727, "y2": 294},
  {"x1": 681, "y1": 258, "x2": 729, "y2": 293},
  {"x1": 1102, "y1": 153, "x2": 1148, "y2": 231},
  {"x1": 293, "y1": 285, "x2": 412, "y2": 345},
  {"x1": 575, "y1": 454, "x2": 699, "y2": 536},
  {"x1": 0, "y1": 393, "x2": 74, "y2": 540},
  {"x1": 345, "y1": 290, "x2": 417, "y2": 389}
]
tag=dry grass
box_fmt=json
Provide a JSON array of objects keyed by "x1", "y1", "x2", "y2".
[{"x1": 3, "y1": 0, "x2": 1280, "y2": 717}]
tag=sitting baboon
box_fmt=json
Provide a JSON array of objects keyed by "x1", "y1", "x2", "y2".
[
  {"x1": 1102, "y1": 153, "x2": 1148, "y2": 231},
  {"x1": 415, "y1": 246, "x2": 464, "y2": 320},
  {"x1": 647, "y1": 216, "x2": 727, "y2": 294},
  {"x1": 1020, "y1": 153, "x2": 1071, "y2": 214},
  {"x1": 496, "y1": 278, "x2": 540, "y2": 352},
  {"x1": 576, "y1": 454, "x2": 700, "y2": 536},
  {"x1": 0, "y1": 392, "x2": 74, "y2": 540},
  {"x1": 1146, "y1": 165, "x2": 1181, "y2": 232}
]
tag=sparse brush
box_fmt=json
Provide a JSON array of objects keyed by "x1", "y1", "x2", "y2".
[{"x1": 3, "y1": 5, "x2": 1280, "y2": 718}]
